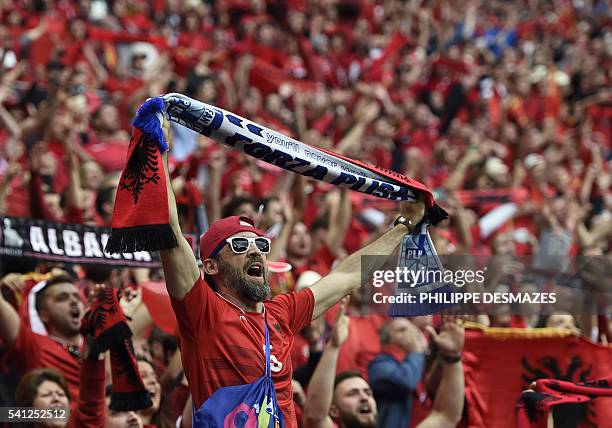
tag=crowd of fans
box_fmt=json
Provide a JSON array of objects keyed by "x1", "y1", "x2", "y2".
[{"x1": 0, "y1": 0, "x2": 611, "y2": 426}]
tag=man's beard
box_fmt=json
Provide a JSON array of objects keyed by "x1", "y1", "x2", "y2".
[
  {"x1": 337, "y1": 410, "x2": 377, "y2": 428},
  {"x1": 218, "y1": 258, "x2": 271, "y2": 302}
]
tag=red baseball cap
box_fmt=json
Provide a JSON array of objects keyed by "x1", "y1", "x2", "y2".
[{"x1": 199, "y1": 216, "x2": 265, "y2": 260}]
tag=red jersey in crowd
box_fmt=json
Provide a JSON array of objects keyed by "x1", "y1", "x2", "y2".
[
  {"x1": 9, "y1": 323, "x2": 82, "y2": 402},
  {"x1": 170, "y1": 275, "x2": 315, "y2": 427},
  {"x1": 289, "y1": 243, "x2": 335, "y2": 283},
  {"x1": 324, "y1": 309, "x2": 387, "y2": 379}
]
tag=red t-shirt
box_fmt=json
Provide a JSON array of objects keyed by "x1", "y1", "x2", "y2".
[
  {"x1": 84, "y1": 140, "x2": 130, "y2": 172},
  {"x1": 170, "y1": 276, "x2": 315, "y2": 427},
  {"x1": 324, "y1": 311, "x2": 387, "y2": 379},
  {"x1": 290, "y1": 332, "x2": 309, "y2": 369},
  {"x1": 288, "y1": 244, "x2": 336, "y2": 284},
  {"x1": 10, "y1": 324, "x2": 82, "y2": 401}
]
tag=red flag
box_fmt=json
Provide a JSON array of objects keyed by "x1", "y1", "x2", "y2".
[
  {"x1": 462, "y1": 327, "x2": 612, "y2": 428},
  {"x1": 140, "y1": 281, "x2": 178, "y2": 336}
]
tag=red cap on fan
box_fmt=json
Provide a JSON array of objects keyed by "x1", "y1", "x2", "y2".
[{"x1": 199, "y1": 216, "x2": 265, "y2": 260}]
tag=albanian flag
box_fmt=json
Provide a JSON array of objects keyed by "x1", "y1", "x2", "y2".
[{"x1": 462, "y1": 326, "x2": 612, "y2": 428}]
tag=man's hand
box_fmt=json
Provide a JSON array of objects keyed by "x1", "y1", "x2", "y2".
[
  {"x1": 4, "y1": 163, "x2": 20, "y2": 182},
  {"x1": 292, "y1": 379, "x2": 307, "y2": 407},
  {"x1": 330, "y1": 298, "x2": 349, "y2": 348},
  {"x1": 208, "y1": 150, "x2": 227, "y2": 172},
  {"x1": 416, "y1": 317, "x2": 466, "y2": 428},
  {"x1": 279, "y1": 193, "x2": 294, "y2": 226},
  {"x1": 162, "y1": 114, "x2": 172, "y2": 152},
  {"x1": 87, "y1": 282, "x2": 106, "y2": 305},
  {"x1": 357, "y1": 99, "x2": 381, "y2": 124},
  {"x1": 461, "y1": 148, "x2": 483, "y2": 166},
  {"x1": 119, "y1": 287, "x2": 143, "y2": 319},
  {"x1": 399, "y1": 194, "x2": 426, "y2": 228},
  {"x1": 400, "y1": 320, "x2": 429, "y2": 354},
  {"x1": 83, "y1": 283, "x2": 108, "y2": 361},
  {"x1": 0, "y1": 273, "x2": 24, "y2": 295},
  {"x1": 425, "y1": 317, "x2": 465, "y2": 358}
]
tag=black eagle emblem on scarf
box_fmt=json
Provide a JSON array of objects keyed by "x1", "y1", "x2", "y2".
[
  {"x1": 521, "y1": 355, "x2": 594, "y2": 426},
  {"x1": 119, "y1": 134, "x2": 161, "y2": 204}
]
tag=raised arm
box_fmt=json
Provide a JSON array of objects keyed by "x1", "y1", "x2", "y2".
[
  {"x1": 119, "y1": 287, "x2": 152, "y2": 340},
  {"x1": 309, "y1": 198, "x2": 425, "y2": 319},
  {"x1": 0, "y1": 273, "x2": 23, "y2": 347},
  {"x1": 445, "y1": 194, "x2": 473, "y2": 252},
  {"x1": 73, "y1": 335, "x2": 106, "y2": 428},
  {"x1": 159, "y1": 118, "x2": 200, "y2": 299},
  {"x1": 205, "y1": 149, "x2": 225, "y2": 225},
  {"x1": 0, "y1": 63, "x2": 25, "y2": 140},
  {"x1": 0, "y1": 162, "x2": 19, "y2": 215},
  {"x1": 442, "y1": 149, "x2": 482, "y2": 192},
  {"x1": 303, "y1": 301, "x2": 349, "y2": 428},
  {"x1": 0, "y1": 103, "x2": 21, "y2": 140},
  {"x1": 577, "y1": 218, "x2": 612, "y2": 249},
  {"x1": 64, "y1": 132, "x2": 85, "y2": 217},
  {"x1": 267, "y1": 194, "x2": 295, "y2": 262},
  {"x1": 325, "y1": 188, "x2": 351, "y2": 257},
  {"x1": 417, "y1": 319, "x2": 465, "y2": 428},
  {"x1": 336, "y1": 98, "x2": 380, "y2": 156},
  {"x1": 82, "y1": 42, "x2": 109, "y2": 84},
  {"x1": 29, "y1": 143, "x2": 57, "y2": 221}
]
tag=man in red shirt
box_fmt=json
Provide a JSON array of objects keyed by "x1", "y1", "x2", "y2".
[
  {"x1": 159, "y1": 119, "x2": 426, "y2": 427},
  {"x1": 0, "y1": 274, "x2": 84, "y2": 401}
]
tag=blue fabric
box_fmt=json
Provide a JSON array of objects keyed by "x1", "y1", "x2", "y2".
[
  {"x1": 368, "y1": 352, "x2": 425, "y2": 428},
  {"x1": 171, "y1": 123, "x2": 199, "y2": 161},
  {"x1": 389, "y1": 220, "x2": 459, "y2": 316},
  {"x1": 132, "y1": 97, "x2": 168, "y2": 152},
  {"x1": 192, "y1": 320, "x2": 285, "y2": 428},
  {"x1": 483, "y1": 27, "x2": 518, "y2": 58}
]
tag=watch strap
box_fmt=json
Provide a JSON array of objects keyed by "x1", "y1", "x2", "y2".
[
  {"x1": 394, "y1": 215, "x2": 412, "y2": 230},
  {"x1": 440, "y1": 354, "x2": 462, "y2": 364}
]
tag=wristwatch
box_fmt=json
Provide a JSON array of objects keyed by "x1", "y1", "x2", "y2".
[
  {"x1": 440, "y1": 353, "x2": 462, "y2": 364},
  {"x1": 393, "y1": 215, "x2": 413, "y2": 231}
]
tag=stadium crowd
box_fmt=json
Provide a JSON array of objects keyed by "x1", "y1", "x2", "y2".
[{"x1": 0, "y1": 0, "x2": 611, "y2": 426}]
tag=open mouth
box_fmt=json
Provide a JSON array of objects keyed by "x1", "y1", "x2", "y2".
[
  {"x1": 358, "y1": 404, "x2": 372, "y2": 415},
  {"x1": 70, "y1": 307, "x2": 81, "y2": 322},
  {"x1": 246, "y1": 262, "x2": 264, "y2": 278}
]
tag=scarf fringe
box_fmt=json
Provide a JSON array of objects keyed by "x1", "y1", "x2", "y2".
[
  {"x1": 132, "y1": 97, "x2": 167, "y2": 152},
  {"x1": 464, "y1": 322, "x2": 576, "y2": 339},
  {"x1": 88, "y1": 321, "x2": 133, "y2": 361},
  {"x1": 428, "y1": 203, "x2": 449, "y2": 225},
  {"x1": 105, "y1": 224, "x2": 177, "y2": 254},
  {"x1": 110, "y1": 389, "x2": 153, "y2": 412}
]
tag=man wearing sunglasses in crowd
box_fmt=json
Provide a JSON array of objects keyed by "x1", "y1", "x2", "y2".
[{"x1": 158, "y1": 118, "x2": 426, "y2": 427}]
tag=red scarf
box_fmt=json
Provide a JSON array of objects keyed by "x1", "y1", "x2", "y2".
[
  {"x1": 105, "y1": 98, "x2": 178, "y2": 254},
  {"x1": 81, "y1": 287, "x2": 152, "y2": 411},
  {"x1": 516, "y1": 376, "x2": 612, "y2": 427}
]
